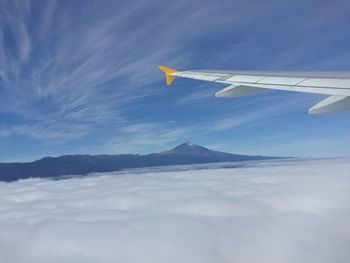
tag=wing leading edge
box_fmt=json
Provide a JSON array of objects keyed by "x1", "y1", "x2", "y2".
[{"x1": 158, "y1": 66, "x2": 350, "y2": 114}]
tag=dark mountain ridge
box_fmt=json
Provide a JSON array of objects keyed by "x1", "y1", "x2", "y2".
[{"x1": 0, "y1": 142, "x2": 281, "y2": 182}]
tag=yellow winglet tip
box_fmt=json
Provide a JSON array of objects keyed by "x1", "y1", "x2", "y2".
[{"x1": 158, "y1": 65, "x2": 178, "y2": 86}]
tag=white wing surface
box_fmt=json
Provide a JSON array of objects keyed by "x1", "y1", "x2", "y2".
[{"x1": 159, "y1": 66, "x2": 350, "y2": 114}]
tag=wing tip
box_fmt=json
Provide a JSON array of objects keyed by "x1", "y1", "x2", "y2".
[{"x1": 158, "y1": 65, "x2": 178, "y2": 86}]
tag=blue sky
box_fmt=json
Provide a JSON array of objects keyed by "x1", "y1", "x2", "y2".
[{"x1": 0, "y1": 0, "x2": 350, "y2": 161}]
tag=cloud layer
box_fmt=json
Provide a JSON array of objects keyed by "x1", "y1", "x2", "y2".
[{"x1": 0, "y1": 158, "x2": 350, "y2": 262}]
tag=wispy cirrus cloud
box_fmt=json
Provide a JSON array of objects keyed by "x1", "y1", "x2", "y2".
[
  {"x1": 0, "y1": 0, "x2": 350, "y2": 160},
  {"x1": 0, "y1": 0, "x2": 261, "y2": 143}
]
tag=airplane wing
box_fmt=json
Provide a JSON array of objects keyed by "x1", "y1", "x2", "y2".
[{"x1": 158, "y1": 66, "x2": 350, "y2": 114}]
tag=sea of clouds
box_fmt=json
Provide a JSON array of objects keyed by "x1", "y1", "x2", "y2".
[{"x1": 0, "y1": 158, "x2": 350, "y2": 263}]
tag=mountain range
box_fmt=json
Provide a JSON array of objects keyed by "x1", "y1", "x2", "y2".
[{"x1": 0, "y1": 142, "x2": 280, "y2": 182}]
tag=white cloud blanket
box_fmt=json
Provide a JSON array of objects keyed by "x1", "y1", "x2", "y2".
[{"x1": 0, "y1": 159, "x2": 349, "y2": 263}]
